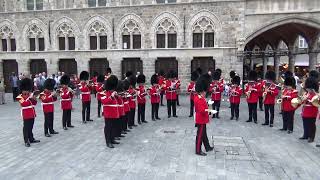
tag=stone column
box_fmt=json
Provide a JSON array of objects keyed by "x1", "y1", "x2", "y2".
[
  {"x1": 65, "y1": 35, "x2": 68, "y2": 50},
  {"x1": 17, "y1": 59, "x2": 30, "y2": 76},
  {"x1": 178, "y1": 57, "x2": 191, "y2": 92},
  {"x1": 263, "y1": 56, "x2": 268, "y2": 78},
  {"x1": 108, "y1": 56, "x2": 122, "y2": 78},
  {"x1": 309, "y1": 52, "x2": 318, "y2": 71},
  {"x1": 288, "y1": 52, "x2": 295, "y2": 73},
  {"x1": 274, "y1": 55, "x2": 280, "y2": 81},
  {"x1": 142, "y1": 57, "x2": 155, "y2": 85},
  {"x1": 250, "y1": 58, "x2": 254, "y2": 70},
  {"x1": 97, "y1": 35, "x2": 100, "y2": 50},
  {"x1": 45, "y1": 59, "x2": 59, "y2": 76},
  {"x1": 6, "y1": 38, "x2": 10, "y2": 52}
]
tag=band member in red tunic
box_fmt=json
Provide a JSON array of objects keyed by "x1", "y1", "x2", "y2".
[
  {"x1": 158, "y1": 70, "x2": 166, "y2": 106},
  {"x1": 122, "y1": 79, "x2": 131, "y2": 133},
  {"x1": 165, "y1": 71, "x2": 178, "y2": 118},
  {"x1": 127, "y1": 73, "x2": 137, "y2": 128},
  {"x1": 245, "y1": 71, "x2": 259, "y2": 123},
  {"x1": 150, "y1": 74, "x2": 161, "y2": 121},
  {"x1": 209, "y1": 71, "x2": 224, "y2": 119},
  {"x1": 194, "y1": 74, "x2": 214, "y2": 156},
  {"x1": 91, "y1": 72, "x2": 98, "y2": 98},
  {"x1": 257, "y1": 78, "x2": 265, "y2": 111},
  {"x1": 16, "y1": 78, "x2": 40, "y2": 147},
  {"x1": 280, "y1": 76, "x2": 298, "y2": 133},
  {"x1": 187, "y1": 71, "x2": 199, "y2": 117},
  {"x1": 229, "y1": 76, "x2": 242, "y2": 120},
  {"x1": 59, "y1": 75, "x2": 74, "y2": 130},
  {"x1": 104, "y1": 67, "x2": 112, "y2": 80},
  {"x1": 95, "y1": 75, "x2": 105, "y2": 118},
  {"x1": 79, "y1": 71, "x2": 93, "y2": 123},
  {"x1": 262, "y1": 71, "x2": 279, "y2": 127},
  {"x1": 114, "y1": 80, "x2": 126, "y2": 140},
  {"x1": 101, "y1": 75, "x2": 119, "y2": 148},
  {"x1": 174, "y1": 72, "x2": 181, "y2": 106},
  {"x1": 298, "y1": 77, "x2": 319, "y2": 143},
  {"x1": 136, "y1": 74, "x2": 148, "y2": 124},
  {"x1": 39, "y1": 79, "x2": 58, "y2": 137}
]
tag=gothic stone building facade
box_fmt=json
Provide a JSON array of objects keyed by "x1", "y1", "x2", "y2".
[{"x1": 0, "y1": 0, "x2": 320, "y2": 92}]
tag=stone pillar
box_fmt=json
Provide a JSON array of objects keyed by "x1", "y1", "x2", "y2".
[
  {"x1": 46, "y1": 59, "x2": 59, "y2": 76},
  {"x1": 250, "y1": 58, "x2": 254, "y2": 70},
  {"x1": 65, "y1": 35, "x2": 68, "y2": 50},
  {"x1": 6, "y1": 38, "x2": 10, "y2": 52},
  {"x1": 142, "y1": 57, "x2": 155, "y2": 85},
  {"x1": 97, "y1": 35, "x2": 100, "y2": 50},
  {"x1": 288, "y1": 52, "x2": 295, "y2": 73},
  {"x1": 178, "y1": 57, "x2": 191, "y2": 92},
  {"x1": 274, "y1": 55, "x2": 280, "y2": 81},
  {"x1": 108, "y1": 56, "x2": 121, "y2": 78},
  {"x1": 17, "y1": 59, "x2": 30, "y2": 76},
  {"x1": 309, "y1": 52, "x2": 318, "y2": 71},
  {"x1": 263, "y1": 56, "x2": 268, "y2": 78}
]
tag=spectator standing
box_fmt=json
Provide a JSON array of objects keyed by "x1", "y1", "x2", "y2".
[
  {"x1": 9, "y1": 72, "x2": 19, "y2": 101},
  {"x1": 0, "y1": 76, "x2": 6, "y2": 104}
]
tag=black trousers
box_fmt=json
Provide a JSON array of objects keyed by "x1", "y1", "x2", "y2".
[
  {"x1": 104, "y1": 119, "x2": 113, "y2": 144},
  {"x1": 151, "y1": 103, "x2": 160, "y2": 120},
  {"x1": 264, "y1": 104, "x2": 275, "y2": 125},
  {"x1": 82, "y1": 101, "x2": 91, "y2": 122},
  {"x1": 122, "y1": 113, "x2": 129, "y2": 131},
  {"x1": 258, "y1": 96, "x2": 263, "y2": 110},
  {"x1": 189, "y1": 99, "x2": 194, "y2": 116},
  {"x1": 230, "y1": 103, "x2": 239, "y2": 118},
  {"x1": 282, "y1": 111, "x2": 295, "y2": 131},
  {"x1": 12, "y1": 87, "x2": 18, "y2": 101},
  {"x1": 160, "y1": 92, "x2": 164, "y2": 105},
  {"x1": 128, "y1": 108, "x2": 136, "y2": 126},
  {"x1": 212, "y1": 100, "x2": 221, "y2": 118},
  {"x1": 138, "y1": 104, "x2": 145, "y2": 123},
  {"x1": 195, "y1": 124, "x2": 210, "y2": 153},
  {"x1": 44, "y1": 112, "x2": 54, "y2": 134},
  {"x1": 167, "y1": 100, "x2": 177, "y2": 117},
  {"x1": 23, "y1": 119, "x2": 35, "y2": 143},
  {"x1": 248, "y1": 103, "x2": 258, "y2": 122},
  {"x1": 176, "y1": 94, "x2": 180, "y2": 105},
  {"x1": 62, "y1": 109, "x2": 72, "y2": 127},
  {"x1": 302, "y1": 118, "x2": 316, "y2": 140},
  {"x1": 97, "y1": 100, "x2": 101, "y2": 117},
  {"x1": 112, "y1": 118, "x2": 122, "y2": 137}
]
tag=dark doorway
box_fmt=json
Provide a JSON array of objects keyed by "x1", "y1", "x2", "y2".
[
  {"x1": 89, "y1": 58, "x2": 109, "y2": 76},
  {"x1": 155, "y1": 57, "x2": 178, "y2": 76},
  {"x1": 121, "y1": 58, "x2": 143, "y2": 79},
  {"x1": 59, "y1": 59, "x2": 77, "y2": 75},
  {"x1": 3, "y1": 60, "x2": 18, "y2": 92},
  {"x1": 191, "y1": 57, "x2": 215, "y2": 75},
  {"x1": 30, "y1": 59, "x2": 47, "y2": 77}
]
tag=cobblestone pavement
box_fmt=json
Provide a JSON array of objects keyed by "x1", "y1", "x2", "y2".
[{"x1": 1, "y1": 94, "x2": 320, "y2": 180}]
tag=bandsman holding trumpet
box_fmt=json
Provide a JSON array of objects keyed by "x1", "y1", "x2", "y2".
[
  {"x1": 165, "y1": 71, "x2": 179, "y2": 118},
  {"x1": 127, "y1": 73, "x2": 137, "y2": 128},
  {"x1": 187, "y1": 71, "x2": 199, "y2": 117},
  {"x1": 229, "y1": 76, "x2": 242, "y2": 120},
  {"x1": 149, "y1": 74, "x2": 161, "y2": 121},
  {"x1": 136, "y1": 74, "x2": 148, "y2": 124},
  {"x1": 59, "y1": 75, "x2": 74, "y2": 130},
  {"x1": 39, "y1": 79, "x2": 59, "y2": 137},
  {"x1": 95, "y1": 75, "x2": 105, "y2": 118},
  {"x1": 280, "y1": 76, "x2": 298, "y2": 133},
  {"x1": 262, "y1": 71, "x2": 279, "y2": 127},
  {"x1": 245, "y1": 71, "x2": 259, "y2": 124},
  {"x1": 79, "y1": 71, "x2": 93, "y2": 123},
  {"x1": 209, "y1": 71, "x2": 224, "y2": 119}
]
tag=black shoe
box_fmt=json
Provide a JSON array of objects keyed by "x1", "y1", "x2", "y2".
[
  {"x1": 287, "y1": 131, "x2": 293, "y2": 134},
  {"x1": 119, "y1": 135, "x2": 125, "y2": 138},
  {"x1": 168, "y1": 116, "x2": 171, "y2": 118},
  {"x1": 269, "y1": 124, "x2": 273, "y2": 127},
  {"x1": 279, "y1": 128, "x2": 286, "y2": 131},
  {"x1": 236, "y1": 117, "x2": 239, "y2": 121},
  {"x1": 128, "y1": 126, "x2": 133, "y2": 129},
  {"x1": 122, "y1": 131, "x2": 127, "y2": 134},
  {"x1": 67, "y1": 125, "x2": 74, "y2": 128},
  {"x1": 161, "y1": 104, "x2": 164, "y2": 106},
  {"x1": 316, "y1": 144, "x2": 320, "y2": 147},
  {"x1": 25, "y1": 142, "x2": 31, "y2": 147},
  {"x1": 138, "y1": 122, "x2": 142, "y2": 124},
  {"x1": 30, "y1": 140, "x2": 40, "y2": 143},
  {"x1": 125, "y1": 129, "x2": 131, "y2": 132},
  {"x1": 142, "y1": 121, "x2": 148, "y2": 123},
  {"x1": 246, "y1": 120, "x2": 252, "y2": 122},
  {"x1": 173, "y1": 116, "x2": 178, "y2": 118},
  {"x1": 188, "y1": 115, "x2": 193, "y2": 117},
  {"x1": 82, "y1": 121, "x2": 87, "y2": 124},
  {"x1": 206, "y1": 147, "x2": 214, "y2": 152},
  {"x1": 216, "y1": 116, "x2": 220, "y2": 119},
  {"x1": 63, "y1": 127, "x2": 68, "y2": 130},
  {"x1": 45, "y1": 134, "x2": 51, "y2": 137},
  {"x1": 230, "y1": 117, "x2": 234, "y2": 120},
  {"x1": 254, "y1": 121, "x2": 257, "y2": 124},
  {"x1": 156, "y1": 118, "x2": 161, "y2": 120},
  {"x1": 308, "y1": 139, "x2": 314, "y2": 143},
  {"x1": 299, "y1": 136, "x2": 308, "y2": 140},
  {"x1": 111, "y1": 141, "x2": 120, "y2": 144},
  {"x1": 132, "y1": 124, "x2": 137, "y2": 127},
  {"x1": 196, "y1": 151, "x2": 207, "y2": 156},
  {"x1": 260, "y1": 109, "x2": 264, "y2": 111},
  {"x1": 114, "y1": 137, "x2": 121, "y2": 140},
  {"x1": 262, "y1": 123, "x2": 269, "y2": 126},
  {"x1": 107, "y1": 143, "x2": 114, "y2": 148},
  {"x1": 50, "y1": 131, "x2": 59, "y2": 134},
  {"x1": 87, "y1": 119, "x2": 93, "y2": 121},
  {"x1": 152, "y1": 119, "x2": 156, "y2": 121}
]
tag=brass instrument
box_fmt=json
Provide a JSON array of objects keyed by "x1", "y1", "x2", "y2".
[
  {"x1": 206, "y1": 99, "x2": 218, "y2": 115},
  {"x1": 245, "y1": 81, "x2": 255, "y2": 98},
  {"x1": 291, "y1": 92, "x2": 308, "y2": 108}
]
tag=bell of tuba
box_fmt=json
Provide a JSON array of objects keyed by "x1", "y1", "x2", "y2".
[
  {"x1": 311, "y1": 95, "x2": 320, "y2": 107},
  {"x1": 290, "y1": 97, "x2": 302, "y2": 108}
]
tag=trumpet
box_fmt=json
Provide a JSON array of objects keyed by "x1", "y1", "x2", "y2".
[
  {"x1": 245, "y1": 81, "x2": 255, "y2": 99},
  {"x1": 291, "y1": 93, "x2": 308, "y2": 108}
]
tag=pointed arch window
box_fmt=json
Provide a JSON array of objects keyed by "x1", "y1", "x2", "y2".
[
  {"x1": 88, "y1": 0, "x2": 107, "y2": 7},
  {"x1": 192, "y1": 17, "x2": 215, "y2": 48},
  {"x1": 27, "y1": 0, "x2": 43, "y2": 10},
  {"x1": 57, "y1": 23, "x2": 75, "y2": 50},
  {"x1": 88, "y1": 21, "x2": 108, "y2": 50},
  {"x1": 156, "y1": 18, "x2": 177, "y2": 48},
  {"x1": 0, "y1": 26, "x2": 16, "y2": 52},
  {"x1": 27, "y1": 24, "x2": 45, "y2": 51},
  {"x1": 121, "y1": 20, "x2": 141, "y2": 49}
]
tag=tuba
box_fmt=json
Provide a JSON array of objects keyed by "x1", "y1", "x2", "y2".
[{"x1": 291, "y1": 92, "x2": 308, "y2": 108}]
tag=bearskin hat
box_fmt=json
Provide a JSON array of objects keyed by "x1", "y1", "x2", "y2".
[
  {"x1": 125, "y1": 71, "x2": 133, "y2": 78},
  {"x1": 265, "y1": 70, "x2": 276, "y2": 81},
  {"x1": 166, "y1": 70, "x2": 175, "y2": 79},
  {"x1": 122, "y1": 79, "x2": 130, "y2": 91},
  {"x1": 216, "y1": 69, "x2": 222, "y2": 76},
  {"x1": 137, "y1": 74, "x2": 146, "y2": 84},
  {"x1": 230, "y1": 71, "x2": 236, "y2": 79},
  {"x1": 97, "y1": 75, "x2": 105, "y2": 83},
  {"x1": 284, "y1": 71, "x2": 293, "y2": 79},
  {"x1": 60, "y1": 75, "x2": 70, "y2": 85},
  {"x1": 232, "y1": 76, "x2": 241, "y2": 85},
  {"x1": 248, "y1": 70, "x2": 258, "y2": 81},
  {"x1": 106, "y1": 67, "x2": 112, "y2": 75},
  {"x1": 213, "y1": 70, "x2": 221, "y2": 80},
  {"x1": 19, "y1": 78, "x2": 33, "y2": 92},
  {"x1": 159, "y1": 70, "x2": 165, "y2": 76},
  {"x1": 44, "y1": 79, "x2": 56, "y2": 91},
  {"x1": 80, "y1": 71, "x2": 89, "y2": 81},
  {"x1": 191, "y1": 71, "x2": 199, "y2": 81},
  {"x1": 284, "y1": 76, "x2": 296, "y2": 88},
  {"x1": 151, "y1": 74, "x2": 159, "y2": 85},
  {"x1": 305, "y1": 77, "x2": 319, "y2": 92},
  {"x1": 129, "y1": 76, "x2": 137, "y2": 87},
  {"x1": 105, "y1": 75, "x2": 118, "y2": 91},
  {"x1": 195, "y1": 74, "x2": 211, "y2": 93},
  {"x1": 116, "y1": 80, "x2": 124, "y2": 92},
  {"x1": 309, "y1": 70, "x2": 319, "y2": 80},
  {"x1": 173, "y1": 71, "x2": 178, "y2": 78},
  {"x1": 93, "y1": 71, "x2": 98, "y2": 77}
]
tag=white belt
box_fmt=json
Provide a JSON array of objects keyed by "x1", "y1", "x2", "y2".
[
  {"x1": 124, "y1": 102, "x2": 129, "y2": 104},
  {"x1": 213, "y1": 92, "x2": 221, "y2": 94},
  {"x1": 167, "y1": 91, "x2": 176, "y2": 92},
  {"x1": 82, "y1": 92, "x2": 91, "y2": 95},
  {"x1": 103, "y1": 105, "x2": 118, "y2": 107},
  {"x1": 61, "y1": 98, "x2": 71, "y2": 101},
  {"x1": 131, "y1": 99, "x2": 136, "y2": 101},
  {"x1": 119, "y1": 105, "x2": 124, "y2": 107},
  {"x1": 21, "y1": 106, "x2": 34, "y2": 110},
  {"x1": 42, "y1": 102, "x2": 53, "y2": 105}
]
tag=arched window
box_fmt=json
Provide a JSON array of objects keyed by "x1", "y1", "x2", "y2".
[
  {"x1": 27, "y1": 0, "x2": 43, "y2": 10},
  {"x1": 121, "y1": 20, "x2": 141, "y2": 49},
  {"x1": 57, "y1": 23, "x2": 75, "y2": 50},
  {"x1": 89, "y1": 21, "x2": 108, "y2": 50},
  {"x1": 192, "y1": 17, "x2": 214, "y2": 48},
  {"x1": 88, "y1": 0, "x2": 107, "y2": 7},
  {"x1": 0, "y1": 25, "x2": 16, "y2": 52},
  {"x1": 156, "y1": 18, "x2": 177, "y2": 48},
  {"x1": 27, "y1": 24, "x2": 45, "y2": 51}
]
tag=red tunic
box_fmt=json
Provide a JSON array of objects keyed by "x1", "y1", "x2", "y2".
[
  {"x1": 257, "y1": 80, "x2": 265, "y2": 97},
  {"x1": 229, "y1": 86, "x2": 242, "y2": 104},
  {"x1": 101, "y1": 91, "x2": 119, "y2": 119},
  {"x1": 281, "y1": 88, "x2": 298, "y2": 112},
  {"x1": 149, "y1": 85, "x2": 160, "y2": 104},
  {"x1": 95, "y1": 83, "x2": 104, "y2": 101},
  {"x1": 209, "y1": 81, "x2": 224, "y2": 101},
  {"x1": 165, "y1": 80, "x2": 177, "y2": 100},
  {"x1": 302, "y1": 92, "x2": 319, "y2": 118},
  {"x1": 39, "y1": 91, "x2": 57, "y2": 113},
  {"x1": 16, "y1": 93, "x2": 37, "y2": 120},
  {"x1": 117, "y1": 96, "x2": 125, "y2": 117},
  {"x1": 187, "y1": 81, "x2": 196, "y2": 100},
  {"x1": 245, "y1": 82, "x2": 259, "y2": 103},
  {"x1": 263, "y1": 83, "x2": 279, "y2": 105},
  {"x1": 158, "y1": 76, "x2": 166, "y2": 93},
  {"x1": 194, "y1": 94, "x2": 209, "y2": 124},
  {"x1": 137, "y1": 85, "x2": 147, "y2": 104},
  {"x1": 128, "y1": 87, "x2": 136, "y2": 109},
  {"x1": 79, "y1": 81, "x2": 91, "y2": 102},
  {"x1": 123, "y1": 96, "x2": 130, "y2": 113},
  {"x1": 60, "y1": 87, "x2": 73, "y2": 110}
]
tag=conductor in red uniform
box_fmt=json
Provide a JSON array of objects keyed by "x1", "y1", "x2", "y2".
[
  {"x1": 245, "y1": 71, "x2": 259, "y2": 124},
  {"x1": 16, "y1": 78, "x2": 40, "y2": 147},
  {"x1": 150, "y1": 74, "x2": 161, "y2": 121},
  {"x1": 194, "y1": 74, "x2": 214, "y2": 156},
  {"x1": 60, "y1": 75, "x2": 74, "y2": 130},
  {"x1": 95, "y1": 75, "x2": 105, "y2": 118},
  {"x1": 39, "y1": 79, "x2": 58, "y2": 137},
  {"x1": 79, "y1": 71, "x2": 93, "y2": 123},
  {"x1": 229, "y1": 76, "x2": 242, "y2": 120},
  {"x1": 187, "y1": 71, "x2": 199, "y2": 117}
]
